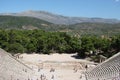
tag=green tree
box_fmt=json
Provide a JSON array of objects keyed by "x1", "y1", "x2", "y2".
[{"x1": 7, "y1": 43, "x2": 25, "y2": 54}]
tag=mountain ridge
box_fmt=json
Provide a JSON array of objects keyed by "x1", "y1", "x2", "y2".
[
  {"x1": 0, "y1": 10, "x2": 120, "y2": 25},
  {"x1": 0, "y1": 15, "x2": 120, "y2": 36}
]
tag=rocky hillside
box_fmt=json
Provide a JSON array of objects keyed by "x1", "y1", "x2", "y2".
[
  {"x1": 1, "y1": 10, "x2": 120, "y2": 24},
  {"x1": 0, "y1": 15, "x2": 59, "y2": 31},
  {"x1": 0, "y1": 15, "x2": 120, "y2": 36}
]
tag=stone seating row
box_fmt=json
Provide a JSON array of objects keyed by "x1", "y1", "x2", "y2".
[
  {"x1": 85, "y1": 52, "x2": 120, "y2": 80},
  {"x1": 0, "y1": 49, "x2": 34, "y2": 80}
]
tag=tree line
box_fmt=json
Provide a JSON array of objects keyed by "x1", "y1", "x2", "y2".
[{"x1": 0, "y1": 29, "x2": 120, "y2": 60}]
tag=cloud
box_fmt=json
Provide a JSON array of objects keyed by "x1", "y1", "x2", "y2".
[{"x1": 115, "y1": 0, "x2": 119, "y2": 2}]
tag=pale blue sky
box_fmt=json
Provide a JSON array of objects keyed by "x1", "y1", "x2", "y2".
[{"x1": 0, "y1": 0, "x2": 120, "y2": 19}]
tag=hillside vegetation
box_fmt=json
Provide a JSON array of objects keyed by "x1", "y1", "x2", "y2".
[
  {"x1": 68, "y1": 23, "x2": 120, "y2": 36},
  {"x1": 0, "y1": 16, "x2": 61, "y2": 31},
  {"x1": 0, "y1": 16, "x2": 120, "y2": 36}
]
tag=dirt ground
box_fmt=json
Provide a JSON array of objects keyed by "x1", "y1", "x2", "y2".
[{"x1": 19, "y1": 53, "x2": 95, "y2": 80}]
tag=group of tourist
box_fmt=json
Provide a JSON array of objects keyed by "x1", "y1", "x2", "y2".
[{"x1": 36, "y1": 67, "x2": 56, "y2": 80}]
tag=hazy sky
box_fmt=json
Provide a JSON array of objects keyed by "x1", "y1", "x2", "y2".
[{"x1": 0, "y1": 0, "x2": 120, "y2": 19}]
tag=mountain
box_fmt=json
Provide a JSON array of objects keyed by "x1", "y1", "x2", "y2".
[
  {"x1": 0, "y1": 15, "x2": 59, "y2": 30},
  {"x1": 68, "y1": 22, "x2": 120, "y2": 36},
  {"x1": 0, "y1": 10, "x2": 120, "y2": 24},
  {"x1": 0, "y1": 15, "x2": 120, "y2": 36}
]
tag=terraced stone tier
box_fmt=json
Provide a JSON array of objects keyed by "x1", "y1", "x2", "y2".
[
  {"x1": 0, "y1": 48, "x2": 34, "y2": 80},
  {"x1": 85, "y1": 52, "x2": 120, "y2": 80}
]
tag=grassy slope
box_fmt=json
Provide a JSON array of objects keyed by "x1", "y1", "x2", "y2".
[{"x1": 0, "y1": 15, "x2": 120, "y2": 36}]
